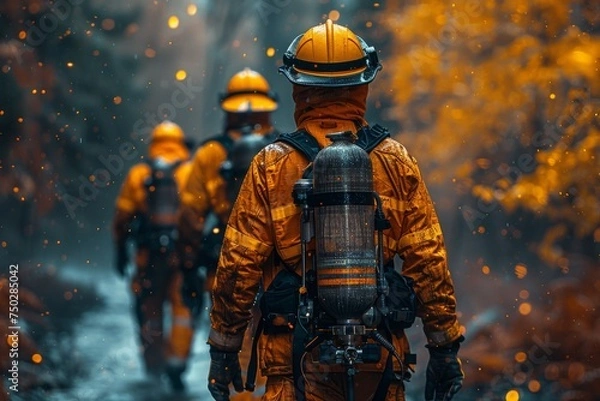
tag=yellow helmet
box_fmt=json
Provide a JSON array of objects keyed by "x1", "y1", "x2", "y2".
[
  {"x1": 150, "y1": 120, "x2": 185, "y2": 143},
  {"x1": 220, "y1": 68, "x2": 278, "y2": 113},
  {"x1": 279, "y1": 19, "x2": 381, "y2": 87}
]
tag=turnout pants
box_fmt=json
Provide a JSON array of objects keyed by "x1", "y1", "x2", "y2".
[{"x1": 132, "y1": 248, "x2": 194, "y2": 374}]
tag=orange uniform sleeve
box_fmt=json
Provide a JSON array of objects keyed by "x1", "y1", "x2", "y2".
[
  {"x1": 178, "y1": 140, "x2": 230, "y2": 271},
  {"x1": 380, "y1": 145, "x2": 461, "y2": 347},
  {"x1": 112, "y1": 163, "x2": 150, "y2": 244},
  {"x1": 208, "y1": 154, "x2": 273, "y2": 351},
  {"x1": 180, "y1": 140, "x2": 230, "y2": 220}
]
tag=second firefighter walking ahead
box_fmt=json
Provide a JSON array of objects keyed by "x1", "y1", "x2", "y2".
[{"x1": 178, "y1": 67, "x2": 279, "y2": 307}]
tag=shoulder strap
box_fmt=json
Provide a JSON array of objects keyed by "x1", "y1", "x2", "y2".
[
  {"x1": 276, "y1": 125, "x2": 390, "y2": 179},
  {"x1": 143, "y1": 159, "x2": 158, "y2": 187},
  {"x1": 276, "y1": 130, "x2": 321, "y2": 162},
  {"x1": 276, "y1": 124, "x2": 390, "y2": 162},
  {"x1": 355, "y1": 124, "x2": 391, "y2": 153},
  {"x1": 144, "y1": 159, "x2": 182, "y2": 182},
  {"x1": 138, "y1": 159, "x2": 181, "y2": 243}
]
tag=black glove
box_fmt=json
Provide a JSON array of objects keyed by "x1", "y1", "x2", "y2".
[
  {"x1": 425, "y1": 336, "x2": 464, "y2": 401},
  {"x1": 208, "y1": 346, "x2": 244, "y2": 401},
  {"x1": 181, "y1": 269, "x2": 204, "y2": 316},
  {"x1": 115, "y1": 245, "x2": 128, "y2": 277}
]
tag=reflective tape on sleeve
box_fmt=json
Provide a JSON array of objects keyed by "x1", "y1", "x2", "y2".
[
  {"x1": 398, "y1": 223, "x2": 442, "y2": 250},
  {"x1": 224, "y1": 225, "x2": 272, "y2": 257}
]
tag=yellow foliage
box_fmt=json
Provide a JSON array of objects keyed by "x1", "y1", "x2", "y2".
[
  {"x1": 471, "y1": 184, "x2": 491, "y2": 200},
  {"x1": 538, "y1": 224, "x2": 568, "y2": 266},
  {"x1": 380, "y1": 0, "x2": 600, "y2": 260}
]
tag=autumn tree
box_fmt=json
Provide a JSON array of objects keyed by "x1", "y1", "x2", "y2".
[
  {"x1": 379, "y1": 1, "x2": 599, "y2": 398},
  {"x1": 381, "y1": 0, "x2": 598, "y2": 270},
  {"x1": 0, "y1": 1, "x2": 149, "y2": 266}
]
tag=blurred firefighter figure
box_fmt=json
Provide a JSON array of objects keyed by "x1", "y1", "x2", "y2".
[
  {"x1": 112, "y1": 121, "x2": 195, "y2": 392},
  {"x1": 177, "y1": 67, "x2": 278, "y2": 315},
  {"x1": 206, "y1": 20, "x2": 464, "y2": 401},
  {"x1": 219, "y1": 134, "x2": 274, "y2": 211}
]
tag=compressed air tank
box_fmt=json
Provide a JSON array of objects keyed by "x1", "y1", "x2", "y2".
[{"x1": 312, "y1": 132, "x2": 377, "y2": 322}]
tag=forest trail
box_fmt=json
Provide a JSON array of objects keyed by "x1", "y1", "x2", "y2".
[{"x1": 38, "y1": 268, "x2": 212, "y2": 401}]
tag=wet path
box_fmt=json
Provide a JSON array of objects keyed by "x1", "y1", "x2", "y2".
[
  {"x1": 42, "y1": 270, "x2": 212, "y2": 401},
  {"x1": 30, "y1": 267, "x2": 438, "y2": 401}
]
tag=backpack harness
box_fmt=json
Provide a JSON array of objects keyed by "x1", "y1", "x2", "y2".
[
  {"x1": 245, "y1": 125, "x2": 417, "y2": 401},
  {"x1": 197, "y1": 128, "x2": 278, "y2": 269},
  {"x1": 137, "y1": 158, "x2": 182, "y2": 252}
]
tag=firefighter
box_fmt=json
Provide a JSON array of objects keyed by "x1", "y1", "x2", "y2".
[
  {"x1": 112, "y1": 120, "x2": 194, "y2": 392},
  {"x1": 178, "y1": 67, "x2": 278, "y2": 311},
  {"x1": 219, "y1": 133, "x2": 275, "y2": 401},
  {"x1": 219, "y1": 133, "x2": 276, "y2": 206},
  {"x1": 206, "y1": 19, "x2": 464, "y2": 401}
]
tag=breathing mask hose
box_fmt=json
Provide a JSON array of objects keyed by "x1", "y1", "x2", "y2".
[
  {"x1": 372, "y1": 331, "x2": 405, "y2": 379},
  {"x1": 346, "y1": 371, "x2": 356, "y2": 401}
]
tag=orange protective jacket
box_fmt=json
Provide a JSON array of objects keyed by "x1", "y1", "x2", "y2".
[
  {"x1": 178, "y1": 125, "x2": 275, "y2": 270},
  {"x1": 208, "y1": 85, "x2": 462, "y2": 377}
]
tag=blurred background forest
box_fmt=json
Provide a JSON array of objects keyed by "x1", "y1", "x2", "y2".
[{"x1": 1, "y1": 0, "x2": 598, "y2": 400}]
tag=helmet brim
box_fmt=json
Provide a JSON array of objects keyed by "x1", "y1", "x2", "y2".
[
  {"x1": 221, "y1": 94, "x2": 278, "y2": 112},
  {"x1": 278, "y1": 64, "x2": 381, "y2": 87}
]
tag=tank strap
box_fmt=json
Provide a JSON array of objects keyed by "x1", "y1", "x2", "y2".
[
  {"x1": 276, "y1": 130, "x2": 321, "y2": 162},
  {"x1": 244, "y1": 319, "x2": 263, "y2": 392},
  {"x1": 276, "y1": 124, "x2": 390, "y2": 162},
  {"x1": 244, "y1": 317, "x2": 314, "y2": 400},
  {"x1": 143, "y1": 159, "x2": 183, "y2": 202},
  {"x1": 136, "y1": 159, "x2": 182, "y2": 246},
  {"x1": 355, "y1": 123, "x2": 390, "y2": 152},
  {"x1": 145, "y1": 159, "x2": 183, "y2": 179}
]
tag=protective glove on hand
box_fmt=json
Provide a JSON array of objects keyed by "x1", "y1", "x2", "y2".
[
  {"x1": 115, "y1": 246, "x2": 128, "y2": 277},
  {"x1": 208, "y1": 346, "x2": 244, "y2": 401},
  {"x1": 425, "y1": 336, "x2": 464, "y2": 401}
]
